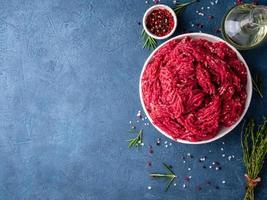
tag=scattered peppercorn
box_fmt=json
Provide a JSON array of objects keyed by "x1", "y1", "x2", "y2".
[
  {"x1": 208, "y1": 15, "x2": 214, "y2": 20},
  {"x1": 147, "y1": 161, "x2": 152, "y2": 167},
  {"x1": 196, "y1": 186, "x2": 202, "y2": 191}
]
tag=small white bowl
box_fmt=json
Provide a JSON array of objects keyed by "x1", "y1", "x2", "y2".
[
  {"x1": 143, "y1": 4, "x2": 177, "y2": 40},
  {"x1": 139, "y1": 33, "x2": 252, "y2": 145}
]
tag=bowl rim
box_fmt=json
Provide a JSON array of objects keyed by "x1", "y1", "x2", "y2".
[
  {"x1": 139, "y1": 32, "x2": 253, "y2": 145},
  {"x1": 142, "y1": 4, "x2": 177, "y2": 40}
]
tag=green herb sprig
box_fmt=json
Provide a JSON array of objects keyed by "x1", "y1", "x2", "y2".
[
  {"x1": 241, "y1": 118, "x2": 267, "y2": 200},
  {"x1": 128, "y1": 129, "x2": 143, "y2": 148},
  {"x1": 150, "y1": 163, "x2": 177, "y2": 192},
  {"x1": 174, "y1": 0, "x2": 197, "y2": 16},
  {"x1": 141, "y1": 29, "x2": 157, "y2": 50},
  {"x1": 252, "y1": 74, "x2": 264, "y2": 98}
]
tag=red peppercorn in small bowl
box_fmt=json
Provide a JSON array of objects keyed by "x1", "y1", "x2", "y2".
[{"x1": 143, "y1": 4, "x2": 177, "y2": 40}]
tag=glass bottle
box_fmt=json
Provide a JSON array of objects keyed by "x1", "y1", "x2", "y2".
[{"x1": 221, "y1": 4, "x2": 267, "y2": 50}]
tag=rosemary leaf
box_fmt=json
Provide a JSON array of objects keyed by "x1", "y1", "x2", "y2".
[
  {"x1": 174, "y1": 0, "x2": 197, "y2": 16},
  {"x1": 252, "y1": 74, "x2": 263, "y2": 98},
  {"x1": 163, "y1": 163, "x2": 175, "y2": 174},
  {"x1": 165, "y1": 177, "x2": 175, "y2": 192}
]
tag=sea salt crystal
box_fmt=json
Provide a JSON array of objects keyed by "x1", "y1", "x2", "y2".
[
  {"x1": 188, "y1": 168, "x2": 191, "y2": 171},
  {"x1": 211, "y1": 1, "x2": 214, "y2": 6},
  {"x1": 169, "y1": 143, "x2": 172, "y2": 146},
  {"x1": 221, "y1": 147, "x2": 224, "y2": 151},
  {"x1": 174, "y1": 183, "x2": 177, "y2": 186},
  {"x1": 183, "y1": 184, "x2": 186, "y2": 188},
  {"x1": 222, "y1": 180, "x2": 226, "y2": 184},
  {"x1": 201, "y1": 7, "x2": 204, "y2": 10},
  {"x1": 148, "y1": 186, "x2": 152, "y2": 190},
  {"x1": 207, "y1": 6, "x2": 210, "y2": 9},
  {"x1": 222, "y1": 154, "x2": 225, "y2": 157},
  {"x1": 164, "y1": 141, "x2": 168, "y2": 144},
  {"x1": 165, "y1": 144, "x2": 168, "y2": 148},
  {"x1": 189, "y1": 176, "x2": 192, "y2": 179}
]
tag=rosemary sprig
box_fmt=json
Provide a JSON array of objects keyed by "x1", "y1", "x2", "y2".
[
  {"x1": 128, "y1": 129, "x2": 143, "y2": 148},
  {"x1": 150, "y1": 163, "x2": 177, "y2": 192},
  {"x1": 252, "y1": 74, "x2": 263, "y2": 98},
  {"x1": 174, "y1": 0, "x2": 197, "y2": 16},
  {"x1": 241, "y1": 118, "x2": 267, "y2": 200},
  {"x1": 141, "y1": 29, "x2": 157, "y2": 50}
]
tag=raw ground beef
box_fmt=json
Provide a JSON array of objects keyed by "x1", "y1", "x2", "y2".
[{"x1": 141, "y1": 37, "x2": 247, "y2": 142}]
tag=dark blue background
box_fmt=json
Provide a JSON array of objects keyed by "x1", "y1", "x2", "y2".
[{"x1": 0, "y1": 0, "x2": 266, "y2": 199}]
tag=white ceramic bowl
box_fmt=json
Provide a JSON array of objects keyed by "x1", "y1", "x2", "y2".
[
  {"x1": 143, "y1": 4, "x2": 177, "y2": 40},
  {"x1": 139, "y1": 33, "x2": 252, "y2": 144}
]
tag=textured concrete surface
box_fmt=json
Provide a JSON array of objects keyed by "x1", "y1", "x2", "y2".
[{"x1": 0, "y1": 0, "x2": 266, "y2": 199}]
